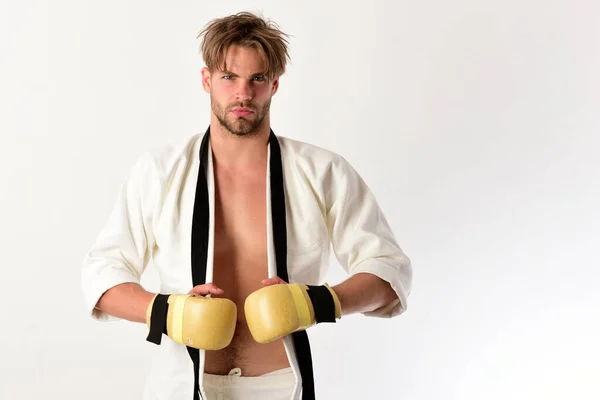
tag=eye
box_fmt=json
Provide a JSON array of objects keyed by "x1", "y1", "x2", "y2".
[
  {"x1": 223, "y1": 75, "x2": 233, "y2": 80},
  {"x1": 253, "y1": 76, "x2": 266, "y2": 82}
]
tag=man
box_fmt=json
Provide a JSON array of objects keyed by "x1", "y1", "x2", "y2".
[{"x1": 81, "y1": 11, "x2": 412, "y2": 400}]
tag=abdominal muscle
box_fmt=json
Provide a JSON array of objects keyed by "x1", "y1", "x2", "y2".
[{"x1": 203, "y1": 319, "x2": 290, "y2": 376}]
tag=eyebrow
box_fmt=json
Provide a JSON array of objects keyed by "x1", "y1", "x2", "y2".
[{"x1": 221, "y1": 70, "x2": 266, "y2": 78}]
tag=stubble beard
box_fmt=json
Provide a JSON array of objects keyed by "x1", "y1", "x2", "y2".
[{"x1": 212, "y1": 96, "x2": 271, "y2": 137}]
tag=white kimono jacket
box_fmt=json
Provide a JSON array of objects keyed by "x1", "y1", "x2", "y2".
[{"x1": 81, "y1": 128, "x2": 412, "y2": 400}]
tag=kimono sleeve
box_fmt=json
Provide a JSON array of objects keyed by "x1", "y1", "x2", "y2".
[
  {"x1": 325, "y1": 155, "x2": 412, "y2": 318},
  {"x1": 81, "y1": 151, "x2": 164, "y2": 321}
]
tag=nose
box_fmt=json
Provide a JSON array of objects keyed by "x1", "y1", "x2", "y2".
[{"x1": 236, "y1": 80, "x2": 254, "y2": 102}]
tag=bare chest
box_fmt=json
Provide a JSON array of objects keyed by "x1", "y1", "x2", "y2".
[{"x1": 211, "y1": 171, "x2": 269, "y2": 309}]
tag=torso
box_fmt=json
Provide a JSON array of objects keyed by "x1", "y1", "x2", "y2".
[{"x1": 203, "y1": 157, "x2": 290, "y2": 376}]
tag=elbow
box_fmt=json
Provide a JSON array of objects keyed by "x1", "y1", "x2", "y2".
[
  {"x1": 379, "y1": 278, "x2": 399, "y2": 308},
  {"x1": 362, "y1": 273, "x2": 400, "y2": 313}
]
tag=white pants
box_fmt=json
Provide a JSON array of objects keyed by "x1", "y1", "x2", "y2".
[{"x1": 202, "y1": 367, "x2": 295, "y2": 400}]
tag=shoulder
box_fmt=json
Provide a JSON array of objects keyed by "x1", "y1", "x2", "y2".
[
  {"x1": 141, "y1": 133, "x2": 203, "y2": 180},
  {"x1": 277, "y1": 135, "x2": 350, "y2": 170},
  {"x1": 277, "y1": 135, "x2": 361, "y2": 184}
]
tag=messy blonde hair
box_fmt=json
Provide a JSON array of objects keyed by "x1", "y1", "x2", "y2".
[{"x1": 197, "y1": 12, "x2": 291, "y2": 80}]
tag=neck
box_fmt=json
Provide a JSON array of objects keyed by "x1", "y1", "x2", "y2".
[{"x1": 209, "y1": 115, "x2": 270, "y2": 170}]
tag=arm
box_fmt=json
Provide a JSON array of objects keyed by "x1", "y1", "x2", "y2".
[
  {"x1": 95, "y1": 283, "x2": 156, "y2": 323},
  {"x1": 81, "y1": 152, "x2": 163, "y2": 322},
  {"x1": 260, "y1": 155, "x2": 411, "y2": 321},
  {"x1": 325, "y1": 154, "x2": 412, "y2": 318},
  {"x1": 331, "y1": 272, "x2": 398, "y2": 316}
]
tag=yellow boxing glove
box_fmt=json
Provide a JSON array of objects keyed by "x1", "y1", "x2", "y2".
[
  {"x1": 145, "y1": 293, "x2": 237, "y2": 350},
  {"x1": 244, "y1": 283, "x2": 342, "y2": 344}
]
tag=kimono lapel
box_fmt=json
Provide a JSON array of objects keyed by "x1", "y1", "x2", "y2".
[{"x1": 187, "y1": 128, "x2": 212, "y2": 400}]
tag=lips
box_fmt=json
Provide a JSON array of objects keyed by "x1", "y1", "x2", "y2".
[{"x1": 231, "y1": 107, "x2": 254, "y2": 117}]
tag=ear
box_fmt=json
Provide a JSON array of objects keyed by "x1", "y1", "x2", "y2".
[
  {"x1": 201, "y1": 67, "x2": 212, "y2": 93},
  {"x1": 271, "y1": 76, "x2": 280, "y2": 96}
]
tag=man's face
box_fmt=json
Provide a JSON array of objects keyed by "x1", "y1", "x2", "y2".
[{"x1": 202, "y1": 45, "x2": 279, "y2": 137}]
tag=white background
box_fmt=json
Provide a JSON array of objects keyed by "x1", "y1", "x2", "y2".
[{"x1": 1, "y1": 0, "x2": 599, "y2": 399}]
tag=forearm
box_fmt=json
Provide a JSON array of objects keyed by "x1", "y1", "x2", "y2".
[
  {"x1": 95, "y1": 282, "x2": 156, "y2": 323},
  {"x1": 331, "y1": 273, "x2": 397, "y2": 316}
]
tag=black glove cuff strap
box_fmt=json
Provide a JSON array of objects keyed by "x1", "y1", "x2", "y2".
[
  {"x1": 306, "y1": 285, "x2": 336, "y2": 324},
  {"x1": 146, "y1": 294, "x2": 170, "y2": 345}
]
